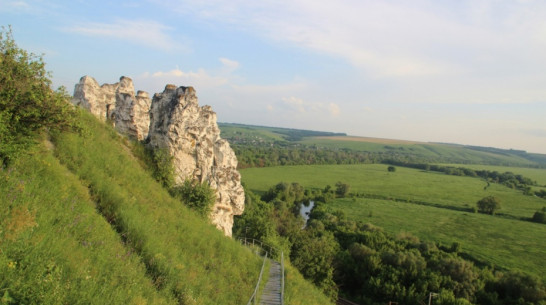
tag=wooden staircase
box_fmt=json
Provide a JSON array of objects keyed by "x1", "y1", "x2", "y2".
[{"x1": 259, "y1": 260, "x2": 282, "y2": 305}]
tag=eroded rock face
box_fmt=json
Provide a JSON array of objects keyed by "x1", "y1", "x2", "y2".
[
  {"x1": 148, "y1": 85, "x2": 245, "y2": 236},
  {"x1": 72, "y1": 76, "x2": 151, "y2": 141},
  {"x1": 72, "y1": 76, "x2": 117, "y2": 121},
  {"x1": 72, "y1": 76, "x2": 245, "y2": 237}
]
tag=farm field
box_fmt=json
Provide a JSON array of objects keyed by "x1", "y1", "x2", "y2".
[{"x1": 240, "y1": 164, "x2": 546, "y2": 279}]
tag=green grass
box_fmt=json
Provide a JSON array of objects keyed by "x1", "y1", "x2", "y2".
[
  {"x1": 284, "y1": 262, "x2": 333, "y2": 305},
  {"x1": 329, "y1": 197, "x2": 546, "y2": 278},
  {"x1": 0, "y1": 141, "x2": 173, "y2": 304},
  {"x1": 241, "y1": 164, "x2": 545, "y2": 219},
  {"x1": 1, "y1": 111, "x2": 332, "y2": 304},
  {"x1": 219, "y1": 123, "x2": 287, "y2": 142},
  {"x1": 50, "y1": 111, "x2": 264, "y2": 304},
  {"x1": 240, "y1": 164, "x2": 546, "y2": 280}
]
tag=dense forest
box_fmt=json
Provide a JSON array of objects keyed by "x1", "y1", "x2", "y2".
[{"x1": 233, "y1": 182, "x2": 546, "y2": 305}]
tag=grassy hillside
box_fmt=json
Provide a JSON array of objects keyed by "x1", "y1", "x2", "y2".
[
  {"x1": 1, "y1": 110, "x2": 332, "y2": 304},
  {"x1": 240, "y1": 164, "x2": 546, "y2": 280},
  {"x1": 219, "y1": 123, "x2": 346, "y2": 142}
]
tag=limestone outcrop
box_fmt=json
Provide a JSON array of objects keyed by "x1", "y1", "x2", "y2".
[
  {"x1": 72, "y1": 76, "x2": 245, "y2": 236},
  {"x1": 147, "y1": 85, "x2": 245, "y2": 236},
  {"x1": 72, "y1": 76, "x2": 151, "y2": 141}
]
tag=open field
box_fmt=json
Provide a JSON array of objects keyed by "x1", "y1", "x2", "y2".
[
  {"x1": 329, "y1": 197, "x2": 546, "y2": 278},
  {"x1": 240, "y1": 164, "x2": 546, "y2": 279},
  {"x1": 241, "y1": 164, "x2": 545, "y2": 219}
]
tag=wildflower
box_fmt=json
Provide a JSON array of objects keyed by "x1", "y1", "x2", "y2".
[{"x1": 7, "y1": 261, "x2": 17, "y2": 269}]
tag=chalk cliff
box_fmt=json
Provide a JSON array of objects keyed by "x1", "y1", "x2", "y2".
[
  {"x1": 72, "y1": 76, "x2": 150, "y2": 141},
  {"x1": 147, "y1": 85, "x2": 245, "y2": 236},
  {"x1": 72, "y1": 76, "x2": 244, "y2": 236}
]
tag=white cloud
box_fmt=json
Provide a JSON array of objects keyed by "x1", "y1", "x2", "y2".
[
  {"x1": 159, "y1": 0, "x2": 546, "y2": 87},
  {"x1": 329, "y1": 103, "x2": 340, "y2": 117},
  {"x1": 64, "y1": 19, "x2": 185, "y2": 51},
  {"x1": 5, "y1": 1, "x2": 29, "y2": 9},
  {"x1": 278, "y1": 96, "x2": 340, "y2": 117},
  {"x1": 137, "y1": 67, "x2": 229, "y2": 92},
  {"x1": 219, "y1": 57, "x2": 240, "y2": 72},
  {"x1": 282, "y1": 96, "x2": 306, "y2": 113}
]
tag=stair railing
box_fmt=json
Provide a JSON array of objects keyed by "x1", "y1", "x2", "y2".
[
  {"x1": 246, "y1": 251, "x2": 268, "y2": 305},
  {"x1": 240, "y1": 237, "x2": 285, "y2": 305}
]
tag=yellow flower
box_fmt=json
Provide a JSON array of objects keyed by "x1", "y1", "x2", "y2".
[{"x1": 7, "y1": 261, "x2": 17, "y2": 269}]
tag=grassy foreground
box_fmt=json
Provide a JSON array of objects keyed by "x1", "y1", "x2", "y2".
[
  {"x1": 1, "y1": 110, "x2": 331, "y2": 304},
  {"x1": 240, "y1": 164, "x2": 546, "y2": 280}
]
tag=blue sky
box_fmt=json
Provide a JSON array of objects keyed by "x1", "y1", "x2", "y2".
[{"x1": 2, "y1": 0, "x2": 546, "y2": 153}]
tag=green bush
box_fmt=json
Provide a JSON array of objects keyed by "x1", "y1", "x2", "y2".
[
  {"x1": 476, "y1": 196, "x2": 501, "y2": 215},
  {"x1": 531, "y1": 210, "x2": 546, "y2": 224},
  {"x1": 0, "y1": 26, "x2": 76, "y2": 166},
  {"x1": 151, "y1": 147, "x2": 175, "y2": 188},
  {"x1": 170, "y1": 179, "x2": 216, "y2": 217}
]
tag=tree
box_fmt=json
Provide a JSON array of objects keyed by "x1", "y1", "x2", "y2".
[
  {"x1": 388, "y1": 166, "x2": 396, "y2": 172},
  {"x1": 0, "y1": 26, "x2": 76, "y2": 166},
  {"x1": 531, "y1": 209, "x2": 546, "y2": 224},
  {"x1": 335, "y1": 181, "x2": 350, "y2": 197},
  {"x1": 476, "y1": 196, "x2": 501, "y2": 215},
  {"x1": 291, "y1": 229, "x2": 339, "y2": 301}
]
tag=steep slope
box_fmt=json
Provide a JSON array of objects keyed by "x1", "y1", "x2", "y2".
[
  {"x1": 1, "y1": 139, "x2": 174, "y2": 304},
  {"x1": 1, "y1": 110, "x2": 332, "y2": 304},
  {"x1": 72, "y1": 77, "x2": 244, "y2": 236}
]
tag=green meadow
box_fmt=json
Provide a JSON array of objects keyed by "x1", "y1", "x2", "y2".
[
  {"x1": 240, "y1": 164, "x2": 546, "y2": 279},
  {"x1": 241, "y1": 164, "x2": 545, "y2": 219}
]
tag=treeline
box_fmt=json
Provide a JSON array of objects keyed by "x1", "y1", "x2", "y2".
[
  {"x1": 232, "y1": 143, "x2": 449, "y2": 169},
  {"x1": 234, "y1": 182, "x2": 546, "y2": 304},
  {"x1": 383, "y1": 161, "x2": 542, "y2": 196}
]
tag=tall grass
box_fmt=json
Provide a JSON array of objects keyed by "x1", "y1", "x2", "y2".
[
  {"x1": 0, "y1": 141, "x2": 173, "y2": 304},
  {"x1": 49, "y1": 110, "x2": 263, "y2": 304},
  {"x1": 283, "y1": 262, "x2": 333, "y2": 305}
]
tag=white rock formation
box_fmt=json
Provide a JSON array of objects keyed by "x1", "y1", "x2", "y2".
[
  {"x1": 72, "y1": 76, "x2": 117, "y2": 121},
  {"x1": 72, "y1": 76, "x2": 245, "y2": 237},
  {"x1": 147, "y1": 85, "x2": 245, "y2": 236},
  {"x1": 72, "y1": 76, "x2": 151, "y2": 141}
]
